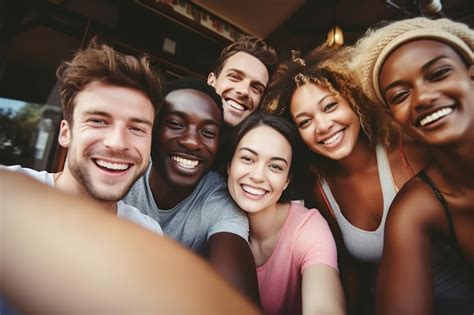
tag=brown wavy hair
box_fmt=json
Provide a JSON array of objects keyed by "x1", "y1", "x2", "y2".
[{"x1": 57, "y1": 38, "x2": 163, "y2": 124}]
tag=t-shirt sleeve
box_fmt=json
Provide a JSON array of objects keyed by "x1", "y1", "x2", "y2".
[
  {"x1": 296, "y1": 209, "x2": 338, "y2": 272},
  {"x1": 203, "y1": 188, "x2": 249, "y2": 242}
]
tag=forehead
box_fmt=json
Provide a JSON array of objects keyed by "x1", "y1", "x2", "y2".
[
  {"x1": 238, "y1": 125, "x2": 292, "y2": 159},
  {"x1": 220, "y1": 52, "x2": 269, "y2": 84},
  {"x1": 382, "y1": 39, "x2": 466, "y2": 75},
  {"x1": 74, "y1": 82, "x2": 154, "y2": 119},
  {"x1": 290, "y1": 83, "x2": 331, "y2": 110},
  {"x1": 163, "y1": 88, "x2": 222, "y2": 124}
]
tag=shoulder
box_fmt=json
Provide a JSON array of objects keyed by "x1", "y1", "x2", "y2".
[
  {"x1": 1, "y1": 165, "x2": 54, "y2": 186},
  {"x1": 117, "y1": 202, "x2": 163, "y2": 235},
  {"x1": 385, "y1": 176, "x2": 443, "y2": 242}
]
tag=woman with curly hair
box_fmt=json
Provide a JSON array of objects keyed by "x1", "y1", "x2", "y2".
[
  {"x1": 349, "y1": 17, "x2": 474, "y2": 315},
  {"x1": 262, "y1": 46, "x2": 428, "y2": 314}
]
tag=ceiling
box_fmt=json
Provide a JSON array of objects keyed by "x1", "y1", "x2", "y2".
[{"x1": 193, "y1": 0, "x2": 473, "y2": 57}]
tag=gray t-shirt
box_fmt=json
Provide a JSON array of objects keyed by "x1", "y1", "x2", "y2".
[
  {"x1": 123, "y1": 163, "x2": 249, "y2": 255},
  {"x1": 4, "y1": 165, "x2": 163, "y2": 235}
]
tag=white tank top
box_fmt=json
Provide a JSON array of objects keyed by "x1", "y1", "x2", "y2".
[{"x1": 320, "y1": 144, "x2": 397, "y2": 262}]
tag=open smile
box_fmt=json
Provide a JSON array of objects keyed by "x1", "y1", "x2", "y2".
[
  {"x1": 224, "y1": 98, "x2": 247, "y2": 112},
  {"x1": 93, "y1": 158, "x2": 132, "y2": 172},
  {"x1": 416, "y1": 106, "x2": 455, "y2": 128},
  {"x1": 171, "y1": 155, "x2": 201, "y2": 169},
  {"x1": 319, "y1": 128, "x2": 346, "y2": 146},
  {"x1": 241, "y1": 184, "x2": 268, "y2": 199}
]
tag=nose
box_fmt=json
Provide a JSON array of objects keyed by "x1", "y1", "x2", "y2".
[
  {"x1": 413, "y1": 83, "x2": 440, "y2": 111},
  {"x1": 103, "y1": 126, "x2": 128, "y2": 151},
  {"x1": 249, "y1": 163, "x2": 265, "y2": 183},
  {"x1": 314, "y1": 114, "x2": 333, "y2": 134},
  {"x1": 178, "y1": 128, "x2": 201, "y2": 151},
  {"x1": 235, "y1": 80, "x2": 250, "y2": 99}
]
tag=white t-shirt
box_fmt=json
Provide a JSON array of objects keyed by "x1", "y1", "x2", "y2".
[{"x1": 3, "y1": 165, "x2": 163, "y2": 235}]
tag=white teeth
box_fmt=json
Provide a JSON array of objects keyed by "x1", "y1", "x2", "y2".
[
  {"x1": 171, "y1": 156, "x2": 199, "y2": 169},
  {"x1": 419, "y1": 107, "x2": 453, "y2": 127},
  {"x1": 96, "y1": 160, "x2": 129, "y2": 171},
  {"x1": 226, "y1": 99, "x2": 245, "y2": 111},
  {"x1": 242, "y1": 185, "x2": 266, "y2": 196},
  {"x1": 322, "y1": 130, "x2": 344, "y2": 145}
]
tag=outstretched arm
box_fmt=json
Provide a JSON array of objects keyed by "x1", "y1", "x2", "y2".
[
  {"x1": 302, "y1": 264, "x2": 346, "y2": 315},
  {"x1": 0, "y1": 170, "x2": 259, "y2": 315},
  {"x1": 207, "y1": 232, "x2": 261, "y2": 307}
]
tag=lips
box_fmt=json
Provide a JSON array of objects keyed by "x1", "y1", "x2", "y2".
[
  {"x1": 241, "y1": 184, "x2": 267, "y2": 197},
  {"x1": 415, "y1": 106, "x2": 454, "y2": 127},
  {"x1": 171, "y1": 155, "x2": 200, "y2": 169},
  {"x1": 224, "y1": 98, "x2": 247, "y2": 112},
  {"x1": 93, "y1": 158, "x2": 131, "y2": 172},
  {"x1": 319, "y1": 128, "x2": 345, "y2": 145}
]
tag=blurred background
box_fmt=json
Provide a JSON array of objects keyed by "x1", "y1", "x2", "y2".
[{"x1": 0, "y1": 0, "x2": 472, "y2": 171}]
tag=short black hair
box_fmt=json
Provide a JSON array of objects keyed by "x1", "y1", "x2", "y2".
[{"x1": 163, "y1": 77, "x2": 222, "y2": 113}]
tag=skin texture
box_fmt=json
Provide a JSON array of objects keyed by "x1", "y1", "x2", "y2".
[
  {"x1": 228, "y1": 125, "x2": 345, "y2": 315},
  {"x1": 148, "y1": 88, "x2": 260, "y2": 305},
  {"x1": 0, "y1": 170, "x2": 260, "y2": 315},
  {"x1": 208, "y1": 52, "x2": 269, "y2": 127},
  {"x1": 57, "y1": 81, "x2": 154, "y2": 210},
  {"x1": 289, "y1": 82, "x2": 428, "y2": 315},
  {"x1": 376, "y1": 39, "x2": 474, "y2": 315}
]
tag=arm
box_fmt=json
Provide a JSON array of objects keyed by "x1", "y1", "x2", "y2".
[
  {"x1": 0, "y1": 170, "x2": 260, "y2": 315},
  {"x1": 302, "y1": 264, "x2": 346, "y2": 315},
  {"x1": 376, "y1": 182, "x2": 438, "y2": 315},
  {"x1": 207, "y1": 232, "x2": 261, "y2": 306}
]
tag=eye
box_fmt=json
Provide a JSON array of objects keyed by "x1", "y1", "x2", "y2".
[
  {"x1": 166, "y1": 120, "x2": 184, "y2": 129},
  {"x1": 387, "y1": 90, "x2": 410, "y2": 106},
  {"x1": 251, "y1": 85, "x2": 264, "y2": 95},
  {"x1": 87, "y1": 118, "x2": 107, "y2": 125},
  {"x1": 297, "y1": 118, "x2": 311, "y2": 129},
  {"x1": 323, "y1": 102, "x2": 337, "y2": 112},
  {"x1": 269, "y1": 163, "x2": 284, "y2": 172},
  {"x1": 201, "y1": 128, "x2": 218, "y2": 139},
  {"x1": 429, "y1": 66, "x2": 451, "y2": 82},
  {"x1": 228, "y1": 73, "x2": 241, "y2": 81},
  {"x1": 130, "y1": 126, "x2": 147, "y2": 135},
  {"x1": 239, "y1": 155, "x2": 253, "y2": 163}
]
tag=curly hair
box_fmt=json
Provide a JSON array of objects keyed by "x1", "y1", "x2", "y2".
[
  {"x1": 262, "y1": 45, "x2": 398, "y2": 177},
  {"x1": 212, "y1": 35, "x2": 277, "y2": 78},
  {"x1": 57, "y1": 38, "x2": 163, "y2": 124}
]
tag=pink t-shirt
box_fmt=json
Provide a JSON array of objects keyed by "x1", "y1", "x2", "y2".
[{"x1": 257, "y1": 202, "x2": 338, "y2": 315}]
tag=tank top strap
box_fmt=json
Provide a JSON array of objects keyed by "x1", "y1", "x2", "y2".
[
  {"x1": 417, "y1": 169, "x2": 460, "y2": 250},
  {"x1": 375, "y1": 144, "x2": 397, "y2": 221}
]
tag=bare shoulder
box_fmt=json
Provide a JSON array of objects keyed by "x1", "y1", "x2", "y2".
[{"x1": 386, "y1": 177, "x2": 443, "y2": 238}]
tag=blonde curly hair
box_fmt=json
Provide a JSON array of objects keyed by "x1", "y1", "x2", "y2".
[{"x1": 349, "y1": 17, "x2": 474, "y2": 107}]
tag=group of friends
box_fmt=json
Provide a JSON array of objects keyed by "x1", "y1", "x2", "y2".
[{"x1": 1, "y1": 15, "x2": 473, "y2": 315}]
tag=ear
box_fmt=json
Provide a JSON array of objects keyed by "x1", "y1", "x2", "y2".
[
  {"x1": 58, "y1": 120, "x2": 72, "y2": 149},
  {"x1": 469, "y1": 64, "x2": 474, "y2": 82},
  {"x1": 207, "y1": 72, "x2": 216, "y2": 86}
]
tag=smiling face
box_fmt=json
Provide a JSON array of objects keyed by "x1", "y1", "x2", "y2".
[
  {"x1": 379, "y1": 39, "x2": 474, "y2": 145},
  {"x1": 208, "y1": 52, "x2": 269, "y2": 127},
  {"x1": 58, "y1": 81, "x2": 154, "y2": 202},
  {"x1": 227, "y1": 125, "x2": 291, "y2": 214},
  {"x1": 153, "y1": 88, "x2": 222, "y2": 189},
  {"x1": 290, "y1": 83, "x2": 361, "y2": 160}
]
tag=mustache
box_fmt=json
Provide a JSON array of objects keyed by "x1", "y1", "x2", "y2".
[{"x1": 88, "y1": 149, "x2": 140, "y2": 164}]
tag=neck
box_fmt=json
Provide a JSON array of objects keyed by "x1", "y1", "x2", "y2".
[
  {"x1": 148, "y1": 167, "x2": 195, "y2": 209},
  {"x1": 54, "y1": 167, "x2": 117, "y2": 214},
  {"x1": 430, "y1": 138, "x2": 474, "y2": 187},
  {"x1": 248, "y1": 203, "x2": 289, "y2": 243},
  {"x1": 332, "y1": 135, "x2": 376, "y2": 176}
]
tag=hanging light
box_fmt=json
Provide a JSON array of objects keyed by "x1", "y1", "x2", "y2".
[{"x1": 326, "y1": 25, "x2": 344, "y2": 46}]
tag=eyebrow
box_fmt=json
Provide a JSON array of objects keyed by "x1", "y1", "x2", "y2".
[
  {"x1": 293, "y1": 94, "x2": 333, "y2": 120},
  {"x1": 84, "y1": 110, "x2": 153, "y2": 127},
  {"x1": 382, "y1": 55, "x2": 448, "y2": 95},
  {"x1": 238, "y1": 147, "x2": 289, "y2": 165}
]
